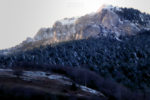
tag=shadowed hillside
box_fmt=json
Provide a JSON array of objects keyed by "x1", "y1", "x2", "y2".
[{"x1": 0, "y1": 5, "x2": 150, "y2": 100}]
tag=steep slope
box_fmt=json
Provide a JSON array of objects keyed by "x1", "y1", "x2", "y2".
[{"x1": 0, "y1": 30, "x2": 150, "y2": 90}]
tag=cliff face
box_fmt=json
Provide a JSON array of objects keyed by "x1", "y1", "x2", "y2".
[
  {"x1": 32, "y1": 5, "x2": 150, "y2": 45},
  {"x1": 1, "y1": 5, "x2": 149, "y2": 53}
]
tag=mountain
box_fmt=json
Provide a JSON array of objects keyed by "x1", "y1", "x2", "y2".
[
  {"x1": 0, "y1": 5, "x2": 150, "y2": 100},
  {"x1": 33, "y1": 5, "x2": 150, "y2": 42},
  {"x1": 1, "y1": 5, "x2": 150, "y2": 54}
]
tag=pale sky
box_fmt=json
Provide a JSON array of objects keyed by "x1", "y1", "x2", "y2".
[{"x1": 0, "y1": 0, "x2": 149, "y2": 49}]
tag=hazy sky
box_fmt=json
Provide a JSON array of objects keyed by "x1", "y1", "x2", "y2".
[{"x1": 0, "y1": 0, "x2": 149, "y2": 49}]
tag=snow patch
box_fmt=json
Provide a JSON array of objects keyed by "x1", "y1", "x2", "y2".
[
  {"x1": 48, "y1": 74, "x2": 72, "y2": 85},
  {"x1": 115, "y1": 36, "x2": 122, "y2": 42},
  {"x1": 115, "y1": 7, "x2": 122, "y2": 12},
  {"x1": 2, "y1": 69, "x2": 12, "y2": 72},
  {"x1": 98, "y1": 5, "x2": 122, "y2": 13},
  {"x1": 92, "y1": 24, "x2": 99, "y2": 28},
  {"x1": 23, "y1": 71, "x2": 46, "y2": 78},
  {"x1": 103, "y1": 5, "x2": 114, "y2": 10},
  {"x1": 59, "y1": 17, "x2": 77, "y2": 25},
  {"x1": 48, "y1": 75, "x2": 70, "y2": 80},
  {"x1": 80, "y1": 86, "x2": 104, "y2": 96},
  {"x1": 0, "y1": 68, "x2": 104, "y2": 96},
  {"x1": 119, "y1": 18, "x2": 123, "y2": 24},
  {"x1": 2, "y1": 51, "x2": 9, "y2": 55},
  {"x1": 144, "y1": 28, "x2": 150, "y2": 31}
]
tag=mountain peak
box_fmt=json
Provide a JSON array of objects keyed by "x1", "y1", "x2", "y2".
[
  {"x1": 97, "y1": 5, "x2": 122, "y2": 12},
  {"x1": 97, "y1": 4, "x2": 113, "y2": 12}
]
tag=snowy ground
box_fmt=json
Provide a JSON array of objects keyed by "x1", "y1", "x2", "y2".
[{"x1": 0, "y1": 68, "x2": 104, "y2": 97}]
